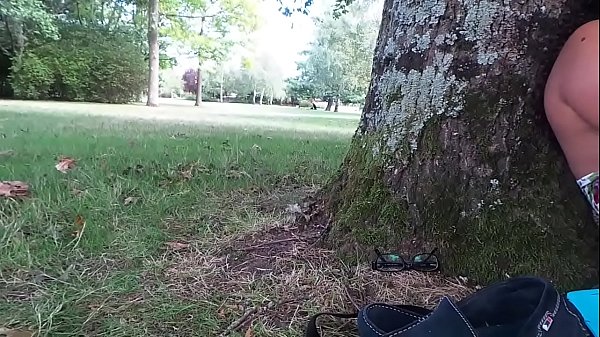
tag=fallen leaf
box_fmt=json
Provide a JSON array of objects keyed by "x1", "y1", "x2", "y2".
[
  {"x1": 123, "y1": 196, "x2": 139, "y2": 206},
  {"x1": 165, "y1": 241, "x2": 190, "y2": 250},
  {"x1": 244, "y1": 325, "x2": 254, "y2": 337},
  {"x1": 0, "y1": 327, "x2": 35, "y2": 337},
  {"x1": 251, "y1": 144, "x2": 262, "y2": 151},
  {"x1": 55, "y1": 156, "x2": 76, "y2": 173},
  {"x1": 0, "y1": 181, "x2": 29, "y2": 199},
  {"x1": 72, "y1": 215, "x2": 85, "y2": 238},
  {"x1": 217, "y1": 308, "x2": 226, "y2": 319}
]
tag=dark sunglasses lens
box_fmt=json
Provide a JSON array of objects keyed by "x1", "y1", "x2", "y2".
[
  {"x1": 412, "y1": 253, "x2": 439, "y2": 271},
  {"x1": 374, "y1": 255, "x2": 406, "y2": 272}
]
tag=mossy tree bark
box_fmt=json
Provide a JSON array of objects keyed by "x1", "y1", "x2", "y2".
[{"x1": 318, "y1": 0, "x2": 599, "y2": 289}]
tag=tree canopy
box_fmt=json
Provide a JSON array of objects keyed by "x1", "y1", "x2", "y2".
[
  {"x1": 0, "y1": 0, "x2": 381, "y2": 107},
  {"x1": 286, "y1": 1, "x2": 380, "y2": 107}
]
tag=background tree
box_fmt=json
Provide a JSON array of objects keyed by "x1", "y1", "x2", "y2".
[
  {"x1": 182, "y1": 68, "x2": 198, "y2": 94},
  {"x1": 2, "y1": 0, "x2": 151, "y2": 103},
  {"x1": 1, "y1": 0, "x2": 179, "y2": 102},
  {"x1": 0, "y1": 0, "x2": 165, "y2": 102},
  {"x1": 221, "y1": 65, "x2": 255, "y2": 102},
  {"x1": 307, "y1": 0, "x2": 600, "y2": 289},
  {"x1": 146, "y1": 0, "x2": 160, "y2": 106},
  {"x1": 161, "y1": 0, "x2": 258, "y2": 106},
  {"x1": 0, "y1": 0, "x2": 58, "y2": 61},
  {"x1": 287, "y1": 1, "x2": 379, "y2": 110}
]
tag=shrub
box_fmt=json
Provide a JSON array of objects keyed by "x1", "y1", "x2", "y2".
[
  {"x1": 10, "y1": 52, "x2": 54, "y2": 99},
  {"x1": 11, "y1": 24, "x2": 146, "y2": 103},
  {"x1": 182, "y1": 69, "x2": 198, "y2": 94},
  {"x1": 299, "y1": 100, "x2": 312, "y2": 108}
]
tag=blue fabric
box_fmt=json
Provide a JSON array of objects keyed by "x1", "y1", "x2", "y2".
[{"x1": 567, "y1": 289, "x2": 599, "y2": 337}]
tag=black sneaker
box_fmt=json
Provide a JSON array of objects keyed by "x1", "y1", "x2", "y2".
[{"x1": 357, "y1": 276, "x2": 592, "y2": 337}]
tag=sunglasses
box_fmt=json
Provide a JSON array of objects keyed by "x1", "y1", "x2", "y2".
[{"x1": 371, "y1": 248, "x2": 440, "y2": 272}]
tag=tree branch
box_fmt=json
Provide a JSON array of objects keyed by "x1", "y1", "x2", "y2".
[
  {"x1": 161, "y1": 13, "x2": 219, "y2": 19},
  {"x1": 2, "y1": 16, "x2": 15, "y2": 54}
]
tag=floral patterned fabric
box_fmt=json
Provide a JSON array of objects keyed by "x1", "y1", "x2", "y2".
[{"x1": 577, "y1": 172, "x2": 599, "y2": 224}]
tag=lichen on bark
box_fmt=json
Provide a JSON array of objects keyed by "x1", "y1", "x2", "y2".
[{"x1": 318, "y1": 0, "x2": 599, "y2": 289}]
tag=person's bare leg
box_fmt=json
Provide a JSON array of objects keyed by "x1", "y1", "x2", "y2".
[{"x1": 545, "y1": 20, "x2": 599, "y2": 222}]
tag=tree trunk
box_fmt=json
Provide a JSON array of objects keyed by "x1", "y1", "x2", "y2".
[
  {"x1": 252, "y1": 87, "x2": 257, "y2": 104},
  {"x1": 334, "y1": 97, "x2": 339, "y2": 112},
  {"x1": 259, "y1": 88, "x2": 265, "y2": 105},
  {"x1": 325, "y1": 96, "x2": 334, "y2": 111},
  {"x1": 269, "y1": 91, "x2": 274, "y2": 105},
  {"x1": 145, "y1": 0, "x2": 159, "y2": 107},
  {"x1": 313, "y1": 0, "x2": 599, "y2": 290},
  {"x1": 219, "y1": 71, "x2": 224, "y2": 103},
  {"x1": 195, "y1": 66, "x2": 202, "y2": 106},
  {"x1": 4, "y1": 18, "x2": 26, "y2": 64}
]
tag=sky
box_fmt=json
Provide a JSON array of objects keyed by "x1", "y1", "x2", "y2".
[{"x1": 173, "y1": 0, "x2": 331, "y2": 79}]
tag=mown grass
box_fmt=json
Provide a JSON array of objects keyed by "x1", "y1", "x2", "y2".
[
  {"x1": 1, "y1": 106, "x2": 473, "y2": 337},
  {"x1": 0, "y1": 109, "x2": 352, "y2": 336}
]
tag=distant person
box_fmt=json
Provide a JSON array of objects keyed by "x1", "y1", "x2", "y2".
[
  {"x1": 309, "y1": 98, "x2": 317, "y2": 110},
  {"x1": 545, "y1": 20, "x2": 599, "y2": 223}
]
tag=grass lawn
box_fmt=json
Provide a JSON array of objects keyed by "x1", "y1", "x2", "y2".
[{"x1": 0, "y1": 102, "x2": 470, "y2": 336}]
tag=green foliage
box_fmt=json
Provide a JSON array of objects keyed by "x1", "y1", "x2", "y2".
[
  {"x1": 158, "y1": 0, "x2": 259, "y2": 101},
  {"x1": 0, "y1": 0, "x2": 58, "y2": 40},
  {"x1": 7, "y1": 51, "x2": 53, "y2": 98},
  {"x1": 286, "y1": 78, "x2": 317, "y2": 101},
  {"x1": 221, "y1": 67, "x2": 254, "y2": 98},
  {"x1": 298, "y1": 100, "x2": 313, "y2": 108},
  {"x1": 161, "y1": 0, "x2": 257, "y2": 62},
  {"x1": 11, "y1": 24, "x2": 146, "y2": 103},
  {"x1": 286, "y1": 2, "x2": 379, "y2": 104}
]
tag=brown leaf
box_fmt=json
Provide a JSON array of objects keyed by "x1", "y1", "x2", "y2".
[
  {"x1": 244, "y1": 324, "x2": 254, "y2": 337},
  {"x1": 72, "y1": 215, "x2": 85, "y2": 238},
  {"x1": 0, "y1": 327, "x2": 35, "y2": 337},
  {"x1": 0, "y1": 181, "x2": 30, "y2": 199},
  {"x1": 165, "y1": 241, "x2": 190, "y2": 250},
  {"x1": 55, "y1": 156, "x2": 76, "y2": 173}
]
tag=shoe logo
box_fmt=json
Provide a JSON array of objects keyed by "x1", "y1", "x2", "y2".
[{"x1": 542, "y1": 311, "x2": 554, "y2": 331}]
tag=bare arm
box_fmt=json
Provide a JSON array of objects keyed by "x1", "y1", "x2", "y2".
[{"x1": 555, "y1": 20, "x2": 599, "y2": 129}]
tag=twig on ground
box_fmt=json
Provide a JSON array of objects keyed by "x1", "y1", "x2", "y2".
[
  {"x1": 238, "y1": 237, "x2": 300, "y2": 251},
  {"x1": 308, "y1": 228, "x2": 330, "y2": 249},
  {"x1": 218, "y1": 306, "x2": 258, "y2": 336},
  {"x1": 69, "y1": 220, "x2": 87, "y2": 251},
  {"x1": 343, "y1": 284, "x2": 361, "y2": 311}
]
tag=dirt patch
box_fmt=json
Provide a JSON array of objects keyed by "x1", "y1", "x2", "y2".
[{"x1": 154, "y1": 219, "x2": 474, "y2": 336}]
